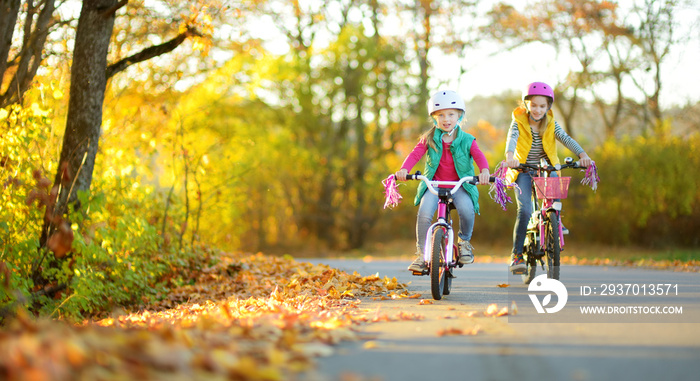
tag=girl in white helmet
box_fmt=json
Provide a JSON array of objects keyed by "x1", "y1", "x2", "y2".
[
  {"x1": 395, "y1": 90, "x2": 492, "y2": 272},
  {"x1": 504, "y1": 82, "x2": 593, "y2": 274}
]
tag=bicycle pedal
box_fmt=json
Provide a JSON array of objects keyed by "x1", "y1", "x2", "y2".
[{"x1": 412, "y1": 270, "x2": 427, "y2": 276}]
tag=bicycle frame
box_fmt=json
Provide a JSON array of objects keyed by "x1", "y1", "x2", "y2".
[
  {"x1": 423, "y1": 192, "x2": 456, "y2": 267},
  {"x1": 529, "y1": 173, "x2": 566, "y2": 250},
  {"x1": 410, "y1": 175, "x2": 475, "y2": 268}
]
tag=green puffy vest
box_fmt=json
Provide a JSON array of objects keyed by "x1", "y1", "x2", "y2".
[{"x1": 414, "y1": 128, "x2": 481, "y2": 214}]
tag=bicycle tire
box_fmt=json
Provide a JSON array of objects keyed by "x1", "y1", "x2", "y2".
[
  {"x1": 443, "y1": 267, "x2": 452, "y2": 295},
  {"x1": 522, "y1": 233, "x2": 537, "y2": 284},
  {"x1": 430, "y1": 228, "x2": 446, "y2": 300},
  {"x1": 443, "y1": 243, "x2": 458, "y2": 295},
  {"x1": 545, "y1": 210, "x2": 561, "y2": 279}
]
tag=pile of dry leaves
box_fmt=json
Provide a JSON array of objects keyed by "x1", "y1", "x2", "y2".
[{"x1": 0, "y1": 252, "x2": 416, "y2": 380}]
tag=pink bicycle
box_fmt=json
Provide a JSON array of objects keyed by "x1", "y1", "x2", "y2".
[
  {"x1": 516, "y1": 158, "x2": 587, "y2": 284},
  {"x1": 404, "y1": 172, "x2": 495, "y2": 300}
]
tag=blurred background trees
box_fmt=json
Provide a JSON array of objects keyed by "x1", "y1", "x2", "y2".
[{"x1": 1, "y1": 0, "x2": 699, "y2": 318}]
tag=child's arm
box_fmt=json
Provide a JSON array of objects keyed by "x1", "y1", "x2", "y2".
[
  {"x1": 395, "y1": 140, "x2": 428, "y2": 181},
  {"x1": 553, "y1": 121, "x2": 592, "y2": 167},
  {"x1": 470, "y1": 141, "x2": 491, "y2": 185},
  {"x1": 505, "y1": 120, "x2": 520, "y2": 167}
]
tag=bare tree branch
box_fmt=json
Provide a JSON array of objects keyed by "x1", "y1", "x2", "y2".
[
  {"x1": 100, "y1": 0, "x2": 128, "y2": 18},
  {"x1": 105, "y1": 25, "x2": 202, "y2": 79}
]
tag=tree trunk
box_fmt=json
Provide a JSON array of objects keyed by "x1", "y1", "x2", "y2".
[
  {"x1": 40, "y1": 0, "x2": 117, "y2": 248},
  {"x1": 0, "y1": 0, "x2": 21, "y2": 86},
  {"x1": 0, "y1": 0, "x2": 56, "y2": 107}
]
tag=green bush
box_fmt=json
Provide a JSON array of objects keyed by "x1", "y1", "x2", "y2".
[
  {"x1": 1, "y1": 102, "x2": 209, "y2": 322},
  {"x1": 568, "y1": 131, "x2": 700, "y2": 247}
]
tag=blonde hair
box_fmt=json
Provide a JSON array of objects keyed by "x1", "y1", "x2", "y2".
[{"x1": 420, "y1": 126, "x2": 439, "y2": 151}]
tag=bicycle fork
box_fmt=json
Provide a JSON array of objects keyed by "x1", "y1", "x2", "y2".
[
  {"x1": 423, "y1": 220, "x2": 454, "y2": 265},
  {"x1": 539, "y1": 202, "x2": 566, "y2": 249},
  {"x1": 423, "y1": 202, "x2": 455, "y2": 267}
]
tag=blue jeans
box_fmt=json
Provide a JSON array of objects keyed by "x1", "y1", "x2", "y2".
[
  {"x1": 512, "y1": 172, "x2": 559, "y2": 255},
  {"x1": 416, "y1": 187, "x2": 475, "y2": 255}
]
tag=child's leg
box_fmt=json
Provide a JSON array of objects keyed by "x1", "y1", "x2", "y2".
[
  {"x1": 453, "y1": 188, "x2": 476, "y2": 264},
  {"x1": 513, "y1": 173, "x2": 533, "y2": 254},
  {"x1": 452, "y1": 187, "x2": 475, "y2": 241},
  {"x1": 416, "y1": 191, "x2": 439, "y2": 254}
]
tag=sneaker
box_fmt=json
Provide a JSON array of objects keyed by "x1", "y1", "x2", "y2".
[
  {"x1": 509, "y1": 253, "x2": 526, "y2": 274},
  {"x1": 407, "y1": 256, "x2": 426, "y2": 272},
  {"x1": 458, "y1": 240, "x2": 474, "y2": 265}
]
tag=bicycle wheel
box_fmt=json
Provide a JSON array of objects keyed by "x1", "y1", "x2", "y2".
[
  {"x1": 522, "y1": 232, "x2": 537, "y2": 284},
  {"x1": 545, "y1": 210, "x2": 561, "y2": 279},
  {"x1": 442, "y1": 270, "x2": 452, "y2": 295},
  {"x1": 430, "y1": 228, "x2": 446, "y2": 300},
  {"x1": 442, "y1": 249, "x2": 454, "y2": 296}
]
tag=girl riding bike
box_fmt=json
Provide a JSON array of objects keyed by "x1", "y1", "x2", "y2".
[
  {"x1": 504, "y1": 82, "x2": 594, "y2": 274},
  {"x1": 395, "y1": 90, "x2": 491, "y2": 272}
]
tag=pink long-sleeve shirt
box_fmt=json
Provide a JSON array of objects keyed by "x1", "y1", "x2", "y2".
[{"x1": 400, "y1": 139, "x2": 489, "y2": 182}]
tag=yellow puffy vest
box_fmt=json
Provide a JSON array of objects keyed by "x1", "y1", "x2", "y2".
[{"x1": 506, "y1": 106, "x2": 560, "y2": 184}]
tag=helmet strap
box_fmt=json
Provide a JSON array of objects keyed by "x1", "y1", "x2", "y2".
[{"x1": 449, "y1": 114, "x2": 464, "y2": 135}]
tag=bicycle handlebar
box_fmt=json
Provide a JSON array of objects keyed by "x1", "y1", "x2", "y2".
[
  {"x1": 515, "y1": 157, "x2": 586, "y2": 173},
  {"x1": 404, "y1": 171, "x2": 495, "y2": 196}
]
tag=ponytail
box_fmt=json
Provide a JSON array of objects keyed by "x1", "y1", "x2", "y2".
[{"x1": 420, "y1": 126, "x2": 438, "y2": 151}]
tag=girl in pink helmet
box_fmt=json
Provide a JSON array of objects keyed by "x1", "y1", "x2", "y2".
[
  {"x1": 504, "y1": 82, "x2": 593, "y2": 274},
  {"x1": 395, "y1": 90, "x2": 492, "y2": 272}
]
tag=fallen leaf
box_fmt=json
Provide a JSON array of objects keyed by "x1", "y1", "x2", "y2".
[{"x1": 485, "y1": 303, "x2": 499, "y2": 316}]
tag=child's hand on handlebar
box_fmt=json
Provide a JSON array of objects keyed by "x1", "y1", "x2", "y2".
[
  {"x1": 478, "y1": 169, "x2": 491, "y2": 185},
  {"x1": 505, "y1": 152, "x2": 519, "y2": 168},
  {"x1": 395, "y1": 168, "x2": 408, "y2": 181},
  {"x1": 578, "y1": 153, "x2": 593, "y2": 168},
  {"x1": 506, "y1": 157, "x2": 520, "y2": 168}
]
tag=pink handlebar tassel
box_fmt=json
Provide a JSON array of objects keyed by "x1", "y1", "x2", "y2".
[
  {"x1": 581, "y1": 161, "x2": 600, "y2": 191},
  {"x1": 490, "y1": 160, "x2": 521, "y2": 211},
  {"x1": 489, "y1": 177, "x2": 513, "y2": 211},
  {"x1": 382, "y1": 174, "x2": 403, "y2": 209}
]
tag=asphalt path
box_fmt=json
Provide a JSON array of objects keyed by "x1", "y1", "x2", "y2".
[{"x1": 303, "y1": 258, "x2": 700, "y2": 381}]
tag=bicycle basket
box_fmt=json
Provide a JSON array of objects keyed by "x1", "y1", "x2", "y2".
[{"x1": 533, "y1": 177, "x2": 571, "y2": 199}]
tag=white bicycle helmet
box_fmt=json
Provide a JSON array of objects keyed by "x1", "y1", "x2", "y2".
[{"x1": 427, "y1": 90, "x2": 466, "y2": 115}]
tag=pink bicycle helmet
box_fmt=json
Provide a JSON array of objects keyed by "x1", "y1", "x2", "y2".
[{"x1": 523, "y1": 82, "x2": 554, "y2": 102}]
